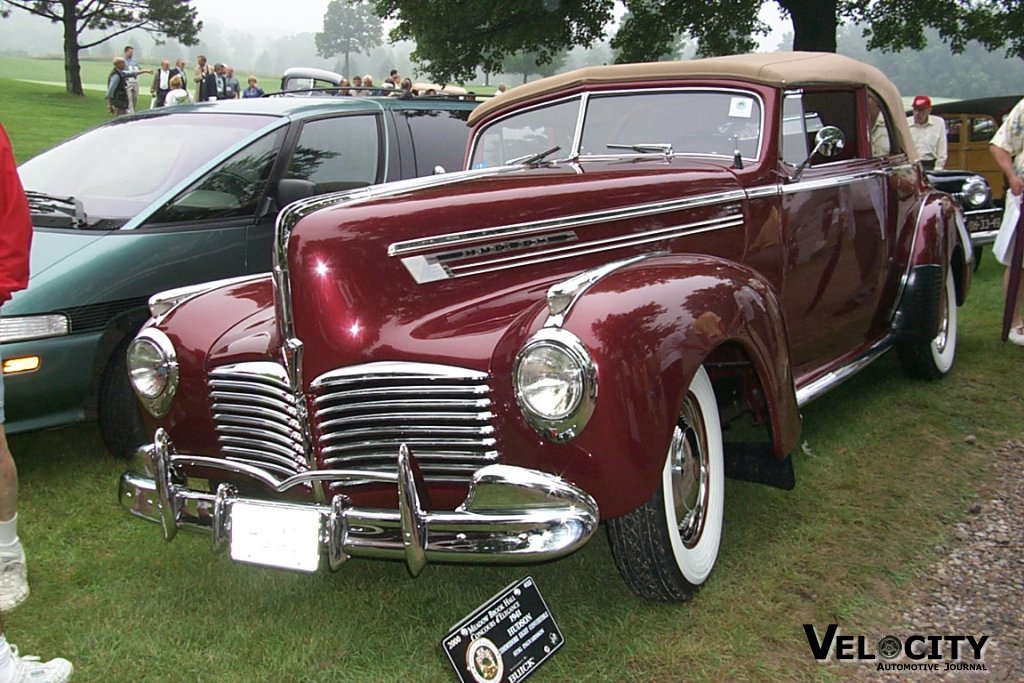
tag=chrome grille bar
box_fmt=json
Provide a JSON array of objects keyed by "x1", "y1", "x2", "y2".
[
  {"x1": 208, "y1": 362, "x2": 308, "y2": 475},
  {"x1": 312, "y1": 361, "x2": 499, "y2": 483}
]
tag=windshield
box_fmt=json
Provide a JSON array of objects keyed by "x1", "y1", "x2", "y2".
[
  {"x1": 470, "y1": 97, "x2": 580, "y2": 168},
  {"x1": 469, "y1": 89, "x2": 763, "y2": 168},
  {"x1": 18, "y1": 112, "x2": 278, "y2": 224}
]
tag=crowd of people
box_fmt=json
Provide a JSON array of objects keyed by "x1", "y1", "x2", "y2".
[
  {"x1": 105, "y1": 46, "x2": 266, "y2": 114},
  {"x1": 104, "y1": 48, "x2": 501, "y2": 115}
]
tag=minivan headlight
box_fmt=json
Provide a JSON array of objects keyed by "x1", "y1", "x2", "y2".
[
  {"x1": 0, "y1": 314, "x2": 69, "y2": 343},
  {"x1": 127, "y1": 328, "x2": 178, "y2": 416},
  {"x1": 513, "y1": 328, "x2": 597, "y2": 442}
]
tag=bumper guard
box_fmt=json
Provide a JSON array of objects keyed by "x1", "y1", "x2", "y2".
[{"x1": 119, "y1": 429, "x2": 599, "y2": 575}]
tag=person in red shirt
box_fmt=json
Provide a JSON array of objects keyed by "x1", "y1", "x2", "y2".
[{"x1": 0, "y1": 123, "x2": 73, "y2": 682}]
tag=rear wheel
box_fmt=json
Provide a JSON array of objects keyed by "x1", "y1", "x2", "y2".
[
  {"x1": 98, "y1": 341, "x2": 147, "y2": 459},
  {"x1": 607, "y1": 366, "x2": 724, "y2": 601},
  {"x1": 897, "y1": 263, "x2": 958, "y2": 380}
]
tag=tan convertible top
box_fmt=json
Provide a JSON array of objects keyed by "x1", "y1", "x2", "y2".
[{"x1": 471, "y1": 51, "x2": 917, "y2": 161}]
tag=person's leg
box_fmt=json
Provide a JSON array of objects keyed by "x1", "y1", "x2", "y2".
[
  {"x1": 0, "y1": 366, "x2": 26, "y2": 612},
  {"x1": 126, "y1": 79, "x2": 138, "y2": 113},
  {"x1": 1005, "y1": 266, "x2": 1024, "y2": 345}
]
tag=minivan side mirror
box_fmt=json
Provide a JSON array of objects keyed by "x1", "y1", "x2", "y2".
[{"x1": 276, "y1": 178, "x2": 318, "y2": 208}]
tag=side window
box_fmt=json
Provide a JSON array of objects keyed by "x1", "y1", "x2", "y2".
[
  {"x1": 781, "y1": 92, "x2": 810, "y2": 166},
  {"x1": 147, "y1": 129, "x2": 283, "y2": 224},
  {"x1": 970, "y1": 116, "x2": 997, "y2": 143},
  {"x1": 286, "y1": 115, "x2": 381, "y2": 193},
  {"x1": 402, "y1": 109, "x2": 472, "y2": 175},
  {"x1": 801, "y1": 90, "x2": 858, "y2": 163},
  {"x1": 866, "y1": 91, "x2": 895, "y2": 158},
  {"x1": 945, "y1": 117, "x2": 962, "y2": 146}
]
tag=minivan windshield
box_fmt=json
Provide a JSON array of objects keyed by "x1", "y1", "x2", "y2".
[{"x1": 18, "y1": 112, "x2": 277, "y2": 224}]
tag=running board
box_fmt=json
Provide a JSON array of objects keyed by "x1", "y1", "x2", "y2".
[{"x1": 795, "y1": 338, "x2": 893, "y2": 408}]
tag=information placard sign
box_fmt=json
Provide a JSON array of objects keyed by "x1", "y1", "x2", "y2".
[{"x1": 441, "y1": 576, "x2": 563, "y2": 683}]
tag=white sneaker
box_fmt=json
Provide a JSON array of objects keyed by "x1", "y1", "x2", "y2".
[
  {"x1": 9, "y1": 646, "x2": 73, "y2": 683},
  {"x1": 1009, "y1": 326, "x2": 1024, "y2": 347},
  {"x1": 0, "y1": 543, "x2": 29, "y2": 611}
]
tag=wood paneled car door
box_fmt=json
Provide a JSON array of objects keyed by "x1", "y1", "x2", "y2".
[{"x1": 778, "y1": 89, "x2": 892, "y2": 370}]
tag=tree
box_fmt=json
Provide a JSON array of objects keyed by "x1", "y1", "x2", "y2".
[
  {"x1": 315, "y1": 0, "x2": 383, "y2": 79},
  {"x1": 371, "y1": 0, "x2": 1022, "y2": 83},
  {"x1": 614, "y1": 0, "x2": 1017, "y2": 59},
  {"x1": 371, "y1": 0, "x2": 614, "y2": 83},
  {"x1": 502, "y1": 49, "x2": 568, "y2": 84},
  {"x1": 0, "y1": 0, "x2": 201, "y2": 96}
]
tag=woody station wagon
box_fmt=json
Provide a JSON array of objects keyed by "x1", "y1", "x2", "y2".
[{"x1": 120, "y1": 53, "x2": 972, "y2": 601}]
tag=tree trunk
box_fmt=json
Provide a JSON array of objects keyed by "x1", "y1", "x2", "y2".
[
  {"x1": 344, "y1": 51, "x2": 350, "y2": 78},
  {"x1": 62, "y1": 0, "x2": 84, "y2": 95},
  {"x1": 778, "y1": 0, "x2": 838, "y2": 53}
]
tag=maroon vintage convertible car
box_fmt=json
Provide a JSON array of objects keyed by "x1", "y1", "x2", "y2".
[{"x1": 119, "y1": 52, "x2": 972, "y2": 601}]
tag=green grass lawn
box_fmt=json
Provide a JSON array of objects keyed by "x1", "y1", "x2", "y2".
[{"x1": 1, "y1": 77, "x2": 1021, "y2": 681}]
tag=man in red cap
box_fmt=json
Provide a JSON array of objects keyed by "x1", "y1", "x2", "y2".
[{"x1": 907, "y1": 94, "x2": 947, "y2": 170}]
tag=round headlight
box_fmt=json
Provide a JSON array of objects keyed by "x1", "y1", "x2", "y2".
[
  {"x1": 961, "y1": 176, "x2": 990, "y2": 208},
  {"x1": 128, "y1": 338, "x2": 169, "y2": 398},
  {"x1": 516, "y1": 343, "x2": 584, "y2": 419},
  {"x1": 513, "y1": 328, "x2": 597, "y2": 442},
  {"x1": 127, "y1": 329, "x2": 178, "y2": 416}
]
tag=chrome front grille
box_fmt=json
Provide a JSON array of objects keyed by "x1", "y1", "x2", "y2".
[
  {"x1": 208, "y1": 362, "x2": 308, "y2": 477},
  {"x1": 311, "y1": 361, "x2": 498, "y2": 484}
]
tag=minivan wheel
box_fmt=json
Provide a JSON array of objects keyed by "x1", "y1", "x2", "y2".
[{"x1": 98, "y1": 341, "x2": 147, "y2": 459}]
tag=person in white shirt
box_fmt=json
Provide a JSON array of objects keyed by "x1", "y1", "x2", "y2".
[
  {"x1": 907, "y1": 94, "x2": 947, "y2": 170},
  {"x1": 164, "y1": 74, "x2": 192, "y2": 106},
  {"x1": 150, "y1": 59, "x2": 173, "y2": 107}
]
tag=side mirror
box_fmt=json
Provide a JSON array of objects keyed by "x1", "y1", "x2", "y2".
[
  {"x1": 276, "y1": 178, "x2": 318, "y2": 208},
  {"x1": 813, "y1": 126, "x2": 845, "y2": 158},
  {"x1": 791, "y1": 126, "x2": 846, "y2": 182}
]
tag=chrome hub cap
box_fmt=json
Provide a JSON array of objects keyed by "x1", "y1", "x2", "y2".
[
  {"x1": 934, "y1": 286, "x2": 949, "y2": 353},
  {"x1": 670, "y1": 395, "x2": 710, "y2": 548}
]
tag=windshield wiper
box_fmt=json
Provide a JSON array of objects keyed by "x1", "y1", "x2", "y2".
[
  {"x1": 606, "y1": 143, "x2": 673, "y2": 155},
  {"x1": 508, "y1": 145, "x2": 561, "y2": 166},
  {"x1": 25, "y1": 191, "x2": 87, "y2": 228}
]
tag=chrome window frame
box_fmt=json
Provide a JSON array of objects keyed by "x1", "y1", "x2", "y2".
[
  {"x1": 468, "y1": 87, "x2": 768, "y2": 166},
  {"x1": 575, "y1": 86, "x2": 766, "y2": 163}
]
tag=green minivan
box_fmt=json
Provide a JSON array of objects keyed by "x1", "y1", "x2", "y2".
[{"x1": 2, "y1": 93, "x2": 477, "y2": 455}]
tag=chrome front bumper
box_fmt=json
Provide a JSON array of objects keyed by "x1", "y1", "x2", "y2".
[{"x1": 119, "y1": 429, "x2": 599, "y2": 575}]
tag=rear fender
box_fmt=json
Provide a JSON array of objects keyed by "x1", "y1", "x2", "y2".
[
  {"x1": 892, "y1": 192, "x2": 970, "y2": 340},
  {"x1": 493, "y1": 254, "x2": 801, "y2": 519}
]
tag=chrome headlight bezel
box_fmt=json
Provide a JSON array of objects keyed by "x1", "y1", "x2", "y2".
[
  {"x1": 961, "y1": 176, "x2": 991, "y2": 208},
  {"x1": 127, "y1": 328, "x2": 178, "y2": 417},
  {"x1": 513, "y1": 327, "x2": 597, "y2": 442}
]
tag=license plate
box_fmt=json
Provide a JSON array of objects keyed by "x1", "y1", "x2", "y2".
[
  {"x1": 967, "y1": 211, "x2": 1001, "y2": 234},
  {"x1": 230, "y1": 501, "x2": 322, "y2": 572}
]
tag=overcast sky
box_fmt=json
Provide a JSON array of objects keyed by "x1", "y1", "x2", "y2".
[
  {"x1": 187, "y1": 0, "x2": 788, "y2": 49},
  {"x1": 191, "y1": 0, "x2": 329, "y2": 35}
]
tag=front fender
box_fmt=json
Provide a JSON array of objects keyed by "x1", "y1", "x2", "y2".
[
  {"x1": 904, "y1": 192, "x2": 971, "y2": 303},
  {"x1": 492, "y1": 254, "x2": 801, "y2": 520}
]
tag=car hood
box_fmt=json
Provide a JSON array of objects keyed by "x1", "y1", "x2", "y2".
[
  {"x1": 280, "y1": 159, "x2": 745, "y2": 382},
  {"x1": 27, "y1": 229, "x2": 108, "y2": 281},
  {"x1": 3, "y1": 229, "x2": 109, "y2": 313}
]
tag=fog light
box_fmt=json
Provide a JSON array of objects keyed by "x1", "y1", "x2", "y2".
[{"x1": 2, "y1": 356, "x2": 40, "y2": 375}]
